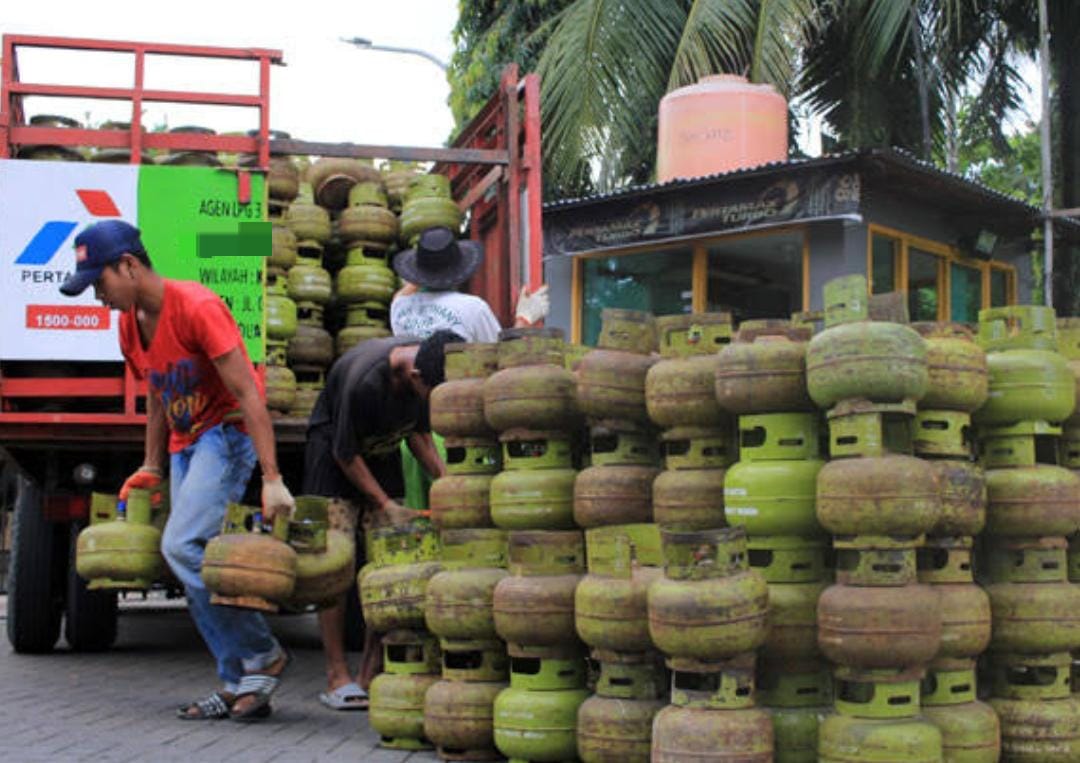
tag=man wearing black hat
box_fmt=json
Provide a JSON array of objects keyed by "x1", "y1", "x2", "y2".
[
  {"x1": 390, "y1": 226, "x2": 550, "y2": 341},
  {"x1": 303, "y1": 329, "x2": 463, "y2": 710},
  {"x1": 59, "y1": 220, "x2": 296, "y2": 722}
]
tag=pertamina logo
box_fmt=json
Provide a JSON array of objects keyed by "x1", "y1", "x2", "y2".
[{"x1": 15, "y1": 190, "x2": 122, "y2": 282}]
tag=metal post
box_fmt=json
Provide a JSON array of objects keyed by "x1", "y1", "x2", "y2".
[{"x1": 1039, "y1": 0, "x2": 1054, "y2": 307}]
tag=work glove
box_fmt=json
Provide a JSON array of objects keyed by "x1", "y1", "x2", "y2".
[
  {"x1": 261, "y1": 475, "x2": 296, "y2": 522},
  {"x1": 514, "y1": 284, "x2": 550, "y2": 325},
  {"x1": 370, "y1": 498, "x2": 421, "y2": 528},
  {"x1": 119, "y1": 465, "x2": 163, "y2": 505}
]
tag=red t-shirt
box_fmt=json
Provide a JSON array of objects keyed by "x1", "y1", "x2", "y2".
[{"x1": 120, "y1": 279, "x2": 263, "y2": 453}]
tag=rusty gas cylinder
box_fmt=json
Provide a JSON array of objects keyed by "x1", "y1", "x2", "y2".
[
  {"x1": 816, "y1": 454, "x2": 940, "y2": 538},
  {"x1": 912, "y1": 323, "x2": 990, "y2": 413},
  {"x1": 576, "y1": 309, "x2": 657, "y2": 424},
  {"x1": 989, "y1": 652, "x2": 1080, "y2": 763},
  {"x1": 483, "y1": 329, "x2": 579, "y2": 431},
  {"x1": 921, "y1": 665, "x2": 1001, "y2": 763},
  {"x1": 265, "y1": 364, "x2": 297, "y2": 412},
  {"x1": 916, "y1": 539, "x2": 991, "y2": 662},
  {"x1": 423, "y1": 679, "x2": 505, "y2": 760},
  {"x1": 431, "y1": 342, "x2": 499, "y2": 439},
  {"x1": 370, "y1": 671, "x2": 439, "y2": 750},
  {"x1": 202, "y1": 508, "x2": 297, "y2": 611},
  {"x1": 338, "y1": 203, "x2": 398, "y2": 248},
  {"x1": 492, "y1": 531, "x2": 585, "y2": 650},
  {"x1": 647, "y1": 526, "x2": 769, "y2": 661},
  {"x1": 429, "y1": 473, "x2": 495, "y2": 529},
  {"x1": 284, "y1": 185, "x2": 332, "y2": 242},
  {"x1": 807, "y1": 319, "x2": 929, "y2": 408},
  {"x1": 577, "y1": 657, "x2": 666, "y2": 763},
  {"x1": 983, "y1": 464, "x2": 1080, "y2": 537},
  {"x1": 283, "y1": 496, "x2": 355, "y2": 609},
  {"x1": 308, "y1": 157, "x2": 381, "y2": 211},
  {"x1": 714, "y1": 321, "x2": 814, "y2": 413},
  {"x1": 817, "y1": 579, "x2": 942, "y2": 669},
  {"x1": 646, "y1": 314, "x2": 733, "y2": 429},
  {"x1": 287, "y1": 323, "x2": 334, "y2": 367},
  {"x1": 652, "y1": 436, "x2": 728, "y2": 531},
  {"x1": 270, "y1": 225, "x2": 298, "y2": 270},
  {"x1": 424, "y1": 529, "x2": 508, "y2": 642},
  {"x1": 574, "y1": 524, "x2": 664, "y2": 653},
  {"x1": 651, "y1": 704, "x2": 774, "y2": 763},
  {"x1": 360, "y1": 555, "x2": 443, "y2": 633},
  {"x1": 925, "y1": 458, "x2": 986, "y2": 537},
  {"x1": 985, "y1": 537, "x2": 1080, "y2": 655},
  {"x1": 573, "y1": 462, "x2": 660, "y2": 528}
]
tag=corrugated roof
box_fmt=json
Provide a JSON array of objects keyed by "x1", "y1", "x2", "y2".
[{"x1": 543, "y1": 147, "x2": 1042, "y2": 216}]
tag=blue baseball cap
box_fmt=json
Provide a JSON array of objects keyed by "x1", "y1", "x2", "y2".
[{"x1": 59, "y1": 220, "x2": 146, "y2": 296}]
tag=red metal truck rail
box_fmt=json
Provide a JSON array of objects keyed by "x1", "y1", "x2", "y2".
[{"x1": 0, "y1": 34, "x2": 542, "y2": 435}]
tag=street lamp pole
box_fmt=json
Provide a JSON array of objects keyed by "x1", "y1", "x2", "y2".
[{"x1": 340, "y1": 37, "x2": 449, "y2": 72}]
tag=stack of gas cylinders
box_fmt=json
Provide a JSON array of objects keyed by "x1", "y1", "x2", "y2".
[
  {"x1": 573, "y1": 309, "x2": 665, "y2": 762},
  {"x1": 361, "y1": 518, "x2": 443, "y2": 750},
  {"x1": 643, "y1": 312, "x2": 774, "y2": 762},
  {"x1": 269, "y1": 161, "x2": 464, "y2": 419},
  {"x1": 716, "y1": 319, "x2": 830, "y2": 762},
  {"x1": 484, "y1": 328, "x2": 588, "y2": 763},
  {"x1": 424, "y1": 341, "x2": 510, "y2": 760},
  {"x1": 975, "y1": 306, "x2": 1080, "y2": 761}
]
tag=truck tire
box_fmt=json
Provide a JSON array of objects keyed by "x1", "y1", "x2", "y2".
[
  {"x1": 6, "y1": 477, "x2": 62, "y2": 653},
  {"x1": 64, "y1": 523, "x2": 118, "y2": 652}
]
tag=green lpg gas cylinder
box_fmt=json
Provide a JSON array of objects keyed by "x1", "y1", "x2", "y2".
[
  {"x1": 975, "y1": 348, "x2": 1075, "y2": 426},
  {"x1": 989, "y1": 653, "x2": 1080, "y2": 763},
  {"x1": 286, "y1": 256, "x2": 332, "y2": 304},
  {"x1": 724, "y1": 457, "x2": 824, "y2": 538},
  {"x1": 494, "y1": 652, "x2": 589, "y2": 763},
  {"x1": 360, "y1": 559, "x2": 443, "y2": 633},
  {"x1": 978, "y1": 305, "x2": 1059, "y2": 353},
  {"x1": 759, "y1": 670, "x2": 832, "y2": 763},
  {"x1": 76, "y1": 491, "x2": 164, "y2": 590},
  {"x1": 647, "y1": 526, "x2": 769, "y2": 661},
  {"x1": 444, "y1": 437, "x2": 501, "y2": 476},
  {"x1": 806, "y1": 321, "x2": 928, "y2": 408},
  {"x1": 921, "y1": 667, "x2": 1000, "y2": 763},
  {"x1": 370, "y1": 672, "x2": 439, "y2": 750},
  {"x1": 575, "y1": 332, "x2": 658, "y2": 425},
  {"x1": 912, "y1": 323, "x2": 989, "y2": 413},
  {"x1": 983, "y1": 464, "x2": 1080, "y2": 537},
  {"x1": 490, "y1": 467, "x2": 577, "y2": 531}
]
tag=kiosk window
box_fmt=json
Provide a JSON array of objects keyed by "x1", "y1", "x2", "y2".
[
  {"x1": 871, "y1": 234, "x2": 899, "y2": 293},
  {"x1": 950, "y1": 263, "x2": 982, "y2": 323},
  {"x1": 581, "y1": 249, "x2": 693, "y2": 346},
  {"x1": 706, "y1": 231, "x2": 804, "y2": 321},
  {"x1": 908, "y1": 248, "x2": 941, "y2": 321}
]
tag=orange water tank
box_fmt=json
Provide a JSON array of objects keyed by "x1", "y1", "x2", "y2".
[{"x1": 657, "y1": 74, "x2": 788, "y2": 183}]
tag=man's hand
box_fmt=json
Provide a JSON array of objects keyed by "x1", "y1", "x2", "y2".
[
  {"x1": 370, "y1": 498, "x2": 421, "y2": 528},
  {"x1": 261, "y1": 475, "x2": 295, "y2": 522},
  {"x1": 515, "y1": 284, "x2": 550, "y2": 325},
  {"x1": 119, "y1": 465, "x2": 163, "y2": 504}
]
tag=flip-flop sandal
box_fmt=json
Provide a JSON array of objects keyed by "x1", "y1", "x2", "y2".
[
  {"x1": 318, "y1": 682, "x2": 369, "y2": 711},
  {"x1": 230, "y1": 649, "x2": 292, "y2": 723},
  {"x1": 177, "y1": 692, "x2": 234, "y2": 721}
]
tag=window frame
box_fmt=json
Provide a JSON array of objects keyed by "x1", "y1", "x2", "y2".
[
  {"x1": 865, "y1": 223, "x2": 1017, "y2": 322},
  {"x1": 572, "y1": 225, "x2": 810, "y2": 343}
]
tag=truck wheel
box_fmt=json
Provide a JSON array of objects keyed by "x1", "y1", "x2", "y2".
[
  {"x1": 5, "y1": 477, "x2": 62, "y2": 653},
  {"x1": 64, "y1": 523, "x2": 118, "y2": 651}
]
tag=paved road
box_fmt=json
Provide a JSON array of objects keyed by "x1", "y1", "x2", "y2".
[{"x1": 0, "y1": 597, "x2": 442, "y2": 762}]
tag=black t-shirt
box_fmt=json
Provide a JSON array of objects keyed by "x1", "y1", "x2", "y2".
[{"x1": 303, "y1": 336, "x2": 428, "y2": 501}]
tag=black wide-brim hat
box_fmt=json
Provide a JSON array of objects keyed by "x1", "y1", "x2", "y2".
[{"x1": 393, "y1": 226, "x2": 484, "y2": 290}]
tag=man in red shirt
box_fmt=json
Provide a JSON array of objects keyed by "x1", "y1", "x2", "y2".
[{"x1": 60, "y1": 220, "x2": 295, "y2": 722}]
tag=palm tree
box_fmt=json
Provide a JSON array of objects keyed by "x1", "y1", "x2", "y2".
[{"x1": 536, "y1": 0, "x2": 1021, "y2": 195}]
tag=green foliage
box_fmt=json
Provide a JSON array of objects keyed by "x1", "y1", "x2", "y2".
[
  {"x1": 954, "y1": 110, "x2": 1041, "y2": 205},
  {"x1": 448, "y1": 0, "x2": 573, "y2": 130}
]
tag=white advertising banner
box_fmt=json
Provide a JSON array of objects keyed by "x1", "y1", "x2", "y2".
[{"x1": 0, "y1": 160, "x2": 138, "y2": 360}]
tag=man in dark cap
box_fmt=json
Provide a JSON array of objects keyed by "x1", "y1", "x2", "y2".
[
  {"x1": 303, "y1": 330, "x2": 462, "y2": 710},
  {"x1": 60, "y1": 219, "x2": 295, "y2": 721}
]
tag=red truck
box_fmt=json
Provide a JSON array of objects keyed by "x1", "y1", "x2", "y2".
[{"x1": 0, "y1": 34, "x2": 542, "y2": 653}]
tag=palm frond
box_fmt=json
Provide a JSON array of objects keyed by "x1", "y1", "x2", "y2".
[{"x1": 669, "y1": 0, "x2": 754, "y2": 90}]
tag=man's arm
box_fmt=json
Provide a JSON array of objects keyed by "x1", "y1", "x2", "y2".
[
  {"x1": 213, "y1": 348, "x2": 280, "y2": 480},
  {"x1": 143, "y1": 391, "x2": 169, "y2": 471},
  {"x1": 406, "y1": 431, "x2": 446, "y2": 479},
  {"x1": 335, "y1": 452, "x2": 392, "y2": 509}
]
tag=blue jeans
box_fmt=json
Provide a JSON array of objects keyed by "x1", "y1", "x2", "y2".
[{"x1": 163, "y1": 423, "x2": 281, "y2": 691}]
